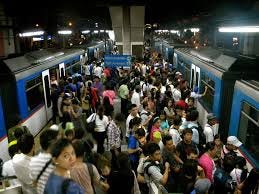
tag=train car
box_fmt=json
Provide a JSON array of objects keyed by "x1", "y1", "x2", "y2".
[
  {"x1": 229, "y1": 80, "x2": 259, "y2": 169},
  {"x1": 173, "y1": 47, "x2": 258, "y2": 140},
  {"x1": 0, "y1": 48, "x2": 86, "y2": 161}
]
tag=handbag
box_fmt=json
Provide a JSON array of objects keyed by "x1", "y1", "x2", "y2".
[{"x1": 86, "y1": 113, "x2": 96, "y2": 133}]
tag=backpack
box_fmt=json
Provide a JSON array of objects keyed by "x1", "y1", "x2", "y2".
[
  {"x1": 144, "y1": 160, "x2": 164, "y2": 177},
  {"x1": 190, "y1": 124, "x2": 206, "y2": 147},
  {"x1": 214, "y1": 168, "x2": 237, "y2": 192}
]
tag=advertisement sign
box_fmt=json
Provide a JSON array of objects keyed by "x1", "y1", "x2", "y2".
[{"x1": 104, "y1": 55, "x2": 131, "y2": 68}]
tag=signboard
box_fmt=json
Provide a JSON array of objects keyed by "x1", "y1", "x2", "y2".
[{"x1": 104, "y1": 55, "x2": 131, "y2": 68}]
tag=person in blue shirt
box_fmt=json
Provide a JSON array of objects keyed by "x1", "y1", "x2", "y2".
[
  {"x1": 44, "y1": 138, "x2": 84, "y2": 194},
  {"x1": 127, "y1": 128, "x2": 146, "y2": 172}
]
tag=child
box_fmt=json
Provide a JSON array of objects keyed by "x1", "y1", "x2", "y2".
[{"x1": 160, "y1": 111, "x2": 169, "y2": 134}]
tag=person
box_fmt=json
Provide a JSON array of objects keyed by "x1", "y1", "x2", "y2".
[
  {"x1": 214, "y1": 134, "x2": 223, "y2": 167},
  {"x1": 230, "y1": 156, "x2": 248, "y2": 186},
  {"x1": 176, "y1": 128, "x2": 199, "y2": 162},
  {"x1": 163, "y1": 99, "x2": 175, "y2": 126},
  {"x1": 128, "y1": 128, "x2": 146, "y2": 172},
  {"x1": 70, "y1": 140, "x2": 109, "y2": 194},
  {"x1": 187, "y1": 110, "x2": 200, "y2": 145},
  {"x1": 12, "y1": 133, "x2": 36, "y2": 194},
  {"x1": 190, "y1": 86, "x2": 208, "y2": 99},
  {"x1": 103, "y1": 82, "x2": 116, "y2": 106},
  {"x1": 143, "y1": 143, "x2": 170, "y2": 191},
  {"x1": 126, "y1": 104, "x2": 139, "y2": 140},
  {"x1": 108, "y1": 152, "x2": 139, "y2": 194},
  {"x1": 198, "y1": 142, "x2": 217, "y2": 183},
  {"x1": 159, "y1": 111, "x2": 169, "y2": 134},
  {"x1": 169, "y1": 115, "x2": 182, "y2": 146},
  {"x1": 30, "y1": 129, "x2": 59, "y2": 194},
  {"x1": 221, "y1": 136, "x2": 242, "y2": 160},
  {"x1": 118, "y1": 79, "x2": 129, "y2": 116},
  {"x1": 204, "y1": 113, "x2": 218, "y2": 143},
  {"x1": 131, "y1": 85, "x2": 141, "y2": 110},
  {"x1": 44, "y1": 139, "x2": 84, "y2": 194},
  {"x1": 87, "y1": 106, "x2": 109, "y2": 154},
  {"x1": 150, "y1": 117, "x2": 161, "y2": 142}
]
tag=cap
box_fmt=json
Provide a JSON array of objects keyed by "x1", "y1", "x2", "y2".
[
  {"x1": 65, "y1": 122, "x2": 74, "y2": 131},
  {"x1": 207, "y1": 113, "x2": 216, "y2": 121},
  {"x1": 227, "y1": 136, "x2": 242, "y2": 147},
  {"x1": 49, "y1": 124, "x2": 59, "y2": 131},
  {"x1": 194, "y1": 178, "x2": 211, "y2": 194},
  {"x1": 153, "y1": 131, "x2": 161, "y2": 140},
  {"x1": 175, "y1": 71, "x2": 182, "y2": 76}
]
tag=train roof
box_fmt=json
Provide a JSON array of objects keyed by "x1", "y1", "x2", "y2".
[
  {"x1": 235, "y1": 80, "x2": 259, "y2": 102},
  {"x1": 175, "y1": 47, "x2": 259, "y2": 72},
  {"x1": 3, "y1": 48, "x2": 85, "y2": 80}
]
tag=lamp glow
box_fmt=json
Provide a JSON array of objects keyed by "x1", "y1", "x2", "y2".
[
  {"x1": 82, "y1": 30, "x2": 90, "y2": 34},
  {"x1": 219, "y1": 26, "x2": 259, "y2": 33}
]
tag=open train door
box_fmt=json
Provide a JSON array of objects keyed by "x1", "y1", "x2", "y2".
[
  {"x1": 191, "y1": 64, "x2": 201, "y2": 91},
  {"x1": 59, "y1": 62, "x2": 65, "y2": 79},
  {"x1": 42, "y1": 69, "x2": 53, "y2": 121}
]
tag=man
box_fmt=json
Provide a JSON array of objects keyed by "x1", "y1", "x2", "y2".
[
  {"x1": 187, "y1": 110, "x2": 200, "y2": 145},
  {"x1": 204, "y1": 113, "x2": 218, "y2": 143},
  {"x1": 13, "y1": 133, "x2": 36, "y2": 194},
  {"x1": 169, "y1": 115, "x2": 182, "y2": 146},
  {"x1": 140, "y1": 101, "x2": 153, "y2": 128},
  {"x1": 30, "y1": 129, "x2": 59, "y2": 194},
  {"x1": 128, "y1": 128, "x2": 146, "y2": 172},
  {"x1": 172, "y1": 81, "x2": 181, "y2": 103},
  {"x1": 144, "y1": 142, "x2": 170, "y2": 192},
  {"x1": 118, "y1": 79, "x2": 129, "y2": 116},
  {"x1": 176, "y1": 128, "x2": 199, "y2": 162},
  {"x1": 131, "y1": 85, "x2": 141, "y2": 110},
  {"x1": 221, "y1": 136, "x2": 242, "y2": 160},
  {"x1": 126, "y1": 104, "x2": 139, "y2": 140}
]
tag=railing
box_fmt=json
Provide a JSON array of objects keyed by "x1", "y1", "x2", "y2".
[{"x1": 0, "y1": 176, "x2": 22, "y2": 194}]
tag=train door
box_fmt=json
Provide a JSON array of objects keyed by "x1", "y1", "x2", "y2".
[
  {"x1": 191, "y1": 64, "x2": 201, "y2": 90},
  {"x1": 42, "y1": 70, "x2": 52, "y2": 121},
  {"x1": 59, "y1": 62, "x2": 65, "y2": 79}
]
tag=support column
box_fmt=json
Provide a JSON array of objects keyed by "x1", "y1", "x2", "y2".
[{"x1": 122, "y1": 6, "x2": 131, "y2": 55}]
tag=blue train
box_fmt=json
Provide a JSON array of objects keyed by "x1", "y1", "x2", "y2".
[{"x1": 158, "y1": 40, "x2": 258, "y2": 168}]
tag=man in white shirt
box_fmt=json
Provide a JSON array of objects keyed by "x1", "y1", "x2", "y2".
[
  {"x1": 204, "y1": 113, "x2": 218, "y2": 143},
  {"x1": 126, "y1": 104, "x2": 139, "y2": 140},
  {"x1": 30, "y1": 129, "x2": 59, "y2": 194},
  {"x1": 187, "y1": 110, "x2": 200, "y2": 145},
  {"x1": 13, "y1": 133, "x2": 36, "y2": 194},
  {"x1": 94, "y1": 63, "x2": 103, "y2": 78},
  {"x1": 172, "y1": 82, "x2": 181, "y2": 103},
  {"x1": 131, "y1": 85, "x2": 141, "y2": 109},
  {"x1": 169, "y1": 115, "x2": 182, "y2": 146}
]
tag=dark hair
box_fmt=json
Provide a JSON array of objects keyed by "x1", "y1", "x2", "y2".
[
  {"x1": 74, "y1": 128, "x2": 85, "y2": 139},
  {"x1": 173, "y1": 115, "x2": 182, "y2": 126},
  {"x1": 189, "y1": 110, "x2": 199, "y2": 121},
  {"x1": 135, "y1": 128, "x2": 146, "y2": 138},
  {"x1": 65, "y1": 129, "x2": 74, "y2": 138},
  {"x1": 40, "y1": 129, "x2": 59, "y2": 151},
  {"x1": 13, "y1": 127, "x2": 26, "y2": 140},
  {"x1": 103, "y1": 96, "x2": 111, "y2": 107},
  {"x1": 142, "y1": 101, "x2": 148, "y2": 109},
  {"x1": 183, "y1": 159, "x2": 198, "y2": 180},
  {"x1": 205, "y1": 141, "x2": 216, "y2": 152},
  {"x1": 214, "y1": 134, "x2": 221, "y2": 140},
  {"x1": 18, "y1": 133, "x2": 34, "y2": 154},
  {"x1": 130, "y1": 104, "x2": 137, "y2": 110},
  {"x1": 72, "y1": 140, "x2": 85, "y2": 158},
  {"x1": 188, "y1": 97, "x2": 195, "y2": 103},
  {"x1": 8, "y1": 144, "x2": 19, "y2": 158},
  {"x1": 235, "y1": 156, "x2": 248, "y2": 183},
  {"x1": 186, "y1": 147, "x2": 198, "y2": 156},
  {"x1": 62, "y1": 112, "x2": 72, "y2": 129},
  {"x1": 114, "y1": 113, "x2": 124, "y2": 122},
  {"x1": 116, "y1": 152, "x2": 132, "y2": 173},
  {"x1": 147, "y1": 142, "x2": 160, "y2": 155},
  {"x1": 97, "y1": 106, "x2": 104, "y2": 120},
  {"x1": 51, "y1": 138, "x2": 72, "y2": 158},
  {"x1": 242, "y1": 168, "x2": 259, "y2": 194},
  {"x1": 162, "y1": 135, "x2": 173, "y2": 145},
  {"x1": 183, "y1": 128, "x2": 193, "y2": 136}
]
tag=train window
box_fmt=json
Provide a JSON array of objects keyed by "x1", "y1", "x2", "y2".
[
  {"x1": 26, "y1": 76, "x2": 44, "y2": 112},
  {"x1": 200, "y1": 71, "x2": 215, "y2": 111},
  {"x1": 191, "y1": 69, "x2": 195, "y2": 88},
  {"x1": 195, "y1": 72, "x2": 199, "y2": 87},
  {"x1": 44, "y1": 75, "x2": 51, "y2": 108},
  {"x1": 238, "y1": 102, "x2": 259, "y2": 161},
  {"x1": 72, "y1": 63, "x2": 81, "y2": 74}
]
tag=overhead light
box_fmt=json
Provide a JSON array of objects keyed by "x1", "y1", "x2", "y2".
[
  {"x1": 58, "y1": 30, "x2": 72, "y2": 35},
  {"x1": 32, "y1": 37, "x2": 43, "y2": 41},
  {"x1": 170, "y1": 30, "x2": 179, "y2": 34},
  {"x1": 35, "y1": 24, "x2": 39, "y2": 27},
  {"x1": 190, "y1": 28, "x2": 199, "y2": 32},
  {"x1": 100, "y1": 30, "x2": 104, "y2": 33},
  {"x1": 93, "y1": 30, "x2": 99, "y2": 34},
  {"x1": 219, "y1": 26, "x2": 259, "y2": 33},
  {"x1": 19, "y1": 31, "x2": 44, "y2": 37},
  {"x1": 184, "y1": 41, "x2": 187, "y2": 44},
  {"x1": 68, "y1": 22, "x2": 72, "y2": 26},
  {"x1": 82, "y1": 30, "x2": 90, "y2": 34}
]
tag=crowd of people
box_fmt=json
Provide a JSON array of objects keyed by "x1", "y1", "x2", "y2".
[{"x1": 1, "y1": 50, "x2": 258, "y2": 194}]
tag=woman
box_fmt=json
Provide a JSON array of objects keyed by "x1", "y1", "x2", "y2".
[
  {"x1": 87, "y1": 106, "x2": 109, "y2": 154},
  {"x1": 164, "y1": 99, "x2": 175, "y2": 126},
  {"x1": 103, "y1": 82, "x2": 116, "y2": 106},
  {"x1": 103, "y1": 96, "x2": 114, "y2": 118},
  {"x1": 107, "y1": 114, "x2": 124, "y2": 169},
  {"x1": 44, "y1": 138, "x2": 84, "y2": 194},
  {"x1": 108, "y1": 152, "x2": 140, "y2": 194},
  {"x1": 149, "y1": 117, "x2": 161, "y2": 142},
  {"x1": 71, "y1": 140, "x2": 109, "y2": 194}
]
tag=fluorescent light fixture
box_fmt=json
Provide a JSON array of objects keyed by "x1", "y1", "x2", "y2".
[
  {"x1": 19, "y1": 31, "x2": 44, "y2": 37},
  {"x1": 32, "y1": 37, "x2": 43, "y2": 41},
  {"x1": 58, "y1": 30, "x2": 72, "y2": 35},
  {"x1": 219, "y1": 26, "x2": 259, "y2": 33},
  {"x1": 82, "y1": 30, "x2": 90, "y2": 34},
  {"x1": 170, "y1": 30, "x2": 179, "y2": 34},
  {"x1": 93, "y1": 30, "x2": 99, "y2": 34},
  {"x1": 108, "y1": 30, "x2": 115, "y2": 41},
  {"x1": 100, "y1": 30, "x2": 104, "y2": 33}
]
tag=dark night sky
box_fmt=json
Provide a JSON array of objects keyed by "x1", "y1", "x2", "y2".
[{"x1": 2, "y1": 0, "x2": 258, "y2": 31}]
